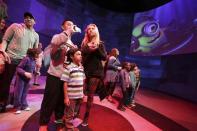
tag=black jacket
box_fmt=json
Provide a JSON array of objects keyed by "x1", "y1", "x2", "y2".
[{"x1": 82, "y1": 42, "x2": 107, "y2": 78}]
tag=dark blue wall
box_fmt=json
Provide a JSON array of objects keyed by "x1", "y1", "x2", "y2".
[
  {"x1": 6, "y1": 0, "x2": 133, "y2": 55},
  {"x1": 159, "y1": 53, "x2": 197, "y2": 102}
]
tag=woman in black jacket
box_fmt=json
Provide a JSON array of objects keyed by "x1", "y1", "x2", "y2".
[{"x1": 81, "y1": 24, "x2": 107, "y2": 126}]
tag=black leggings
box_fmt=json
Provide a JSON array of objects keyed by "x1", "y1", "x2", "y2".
[{"x1": 83, "y1": 77, "x2": 100, "y2": 122}]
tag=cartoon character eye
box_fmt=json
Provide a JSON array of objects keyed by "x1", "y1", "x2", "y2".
[{"x1": 143, "y1": 21, "x2": 160, "y2": 37}]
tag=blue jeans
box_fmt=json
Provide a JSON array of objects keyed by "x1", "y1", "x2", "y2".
[
  {"x1": 14, "y1": 75, "x2": 30, "y2": 110},
  {"x1": 130, "y1": 87, "x2": 137, "y2": 103}
]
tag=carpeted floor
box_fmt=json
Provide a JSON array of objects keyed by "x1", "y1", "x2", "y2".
[
  {"x1": 26, "y1": 88, "x2": 189, "y2": 131},
  {"x1": 21, "y1": 103, "x2": 135, "y2": 131},
  {"x1": 133, "y1": 103, "x2": 189, "y2": 131},
  {"x1": 1, "y1": 76, "x2": 196, "y2": 131}
]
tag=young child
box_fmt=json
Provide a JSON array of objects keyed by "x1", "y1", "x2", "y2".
[
  {"x1": 61, "y1": 48, "x2": 85, "y2": 131},
  {"x1": 13, "y1": 48, "x2": 39, "y2": 114},
  {"x1": 128, "y1": 63, "x2": 141, "y2": 107},
  {"x1": 117, "y1": 62, "x2": 131, "y2": 111}
]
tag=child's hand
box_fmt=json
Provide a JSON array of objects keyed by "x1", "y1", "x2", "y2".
[
  {"x1": 0, "y1": 53, "x2": 5, "y2": 74},
  {"x1": 35, "y1": 72, "x2": 41, "y2": 75},
  {"x1": 25, "y1": 72, "x2": 32, "y2": 79},
  {"x1": 82, "y1": 94, "x2": 86, "y2": 102},
  {"x1": 64, "y1": 97, "x2": 70, "y2": 106},
  {"x1": 117, "y1": 67, "x2": 122, "y2": 70}
]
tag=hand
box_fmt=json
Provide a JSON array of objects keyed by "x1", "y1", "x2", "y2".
[
  {"x1": 117, "y1": 67, "x2": 122, "y2": 70},
  {"x1": 74, "y1": 44, "x2": 78, "y2": 48},
  {"x1": 35, "y1": 60, "x2": 42, "y2": 67},
  {"x1": 0, "y1": 53, "x2": 5, "y2": 63},
  {"x1": 88, "y1": 43, "x2": 98, "y2": 51},
  {"x1": 64, "y1": 97, "x2": 70, "y2": 106},
  {"x1": 63, "y1": 63, "x2": 68, "y2": 68},
  {"x1": 1, "y1": 51, "x2": 11, "y2": 64},
  {"x1": 89, "y1": 45, "x2": 97, "y2": 51},
  {"x1": 35, "y1": 72, "x2": 41, "y2": 75},
  {"x1": 82, "y1": 94, "x2": 86, "y2": 102},
  {"x1": 25, "y1": 72, "x2": 32, "y2": 79}
]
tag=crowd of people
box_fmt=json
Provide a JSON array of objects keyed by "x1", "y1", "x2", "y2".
[{"x1": 0, "y1": 11, "x2": 141, "y2": 131}]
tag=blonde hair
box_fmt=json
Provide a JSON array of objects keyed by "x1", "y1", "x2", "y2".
[{"x1": 81, "y1": 24, "x2": 100, "y2": 47}]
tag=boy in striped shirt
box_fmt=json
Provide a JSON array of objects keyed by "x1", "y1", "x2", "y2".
[{"x1": 61, "y1": 48, "x2": 85, "y2": 131}]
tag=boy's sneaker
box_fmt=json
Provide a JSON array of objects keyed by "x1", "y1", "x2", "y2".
[
  {"x1": 126, "y1": 104, "x2": 133, "y2": 109},
  {"x1": 15, "y1": 110, "x2": 21, "y2": 114},
  {"x1": 73, "y1": 118, "x2": 82, "y2": 127},
  {"x1": 54, "y1": 119, "x2": 64, "y2": 124},
  {"x1": 81, "y1": 121, "x2": 88, "y2": 127},
  {"x1": 23, "y1": 107, "x2": 31, "y2": 111},
  {"x1": 117, "y1": 106, "x2": 126, "y2": 111}
]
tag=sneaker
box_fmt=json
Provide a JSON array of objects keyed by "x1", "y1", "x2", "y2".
[
  {"x1": 15, "y1": 110, "x2": 21, "y2": 114},
  {"x1": 81, "y1": 122, "x2": 88, "y2": 127},
  {"x1": 73, "y1": 118, "x2": 82, "y2": 127},
  {"x1": 54, "y1": 119, "x2": 64, "y2": 124},
  {"x1": 117, "y1": 106, "x2": 126, "y2": 111},
  {"x1": 23, "y1": 107, "x2": 31, "y2": 111},
  {"x1": 126, "y1": 104, "x2": 133, "y2": 109}
]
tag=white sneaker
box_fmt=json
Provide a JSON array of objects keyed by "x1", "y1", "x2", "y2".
[
  {"x1": 15, "y1": 110, "x2": 21, "y2": 114},
  {"x1": 23, "y1": 107, "x2": 31, "y2": 111},
  {"x1": 6, "y1": 104, "x2": 14, "y2": 109},
  {"x1": 73, "y1": 118, "x2": 82, "y2": 127},
  {"x1": 81, "y1": 122, "x2": 88, "y2": 127},
  {"x1": 54, "y1": 119, "x2": 63, "y2": 124}
]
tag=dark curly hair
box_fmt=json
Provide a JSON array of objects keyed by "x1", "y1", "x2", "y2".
[
  {"x1": 26, "y1": 48, "x2": 39, "y2": 59},
  {"x1": 66, "y1": 48, "x2": 81, "y2": 65}
]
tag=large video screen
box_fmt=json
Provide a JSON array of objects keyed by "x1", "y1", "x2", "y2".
[{"x1": 130, "y1": 0, "x2": 197, "y2": 56}]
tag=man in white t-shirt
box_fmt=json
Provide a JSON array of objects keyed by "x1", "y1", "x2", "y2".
[{"x1": 39, "y1": 20, "x2": 81, "y2": 131}]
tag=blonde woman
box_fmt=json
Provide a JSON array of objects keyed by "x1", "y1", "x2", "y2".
[{"x1": 81, "y1": 24, "x2": 107, "y2": 126}]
